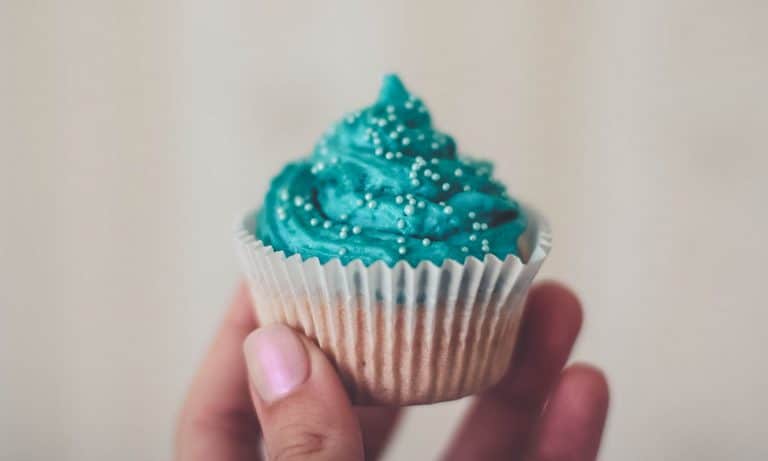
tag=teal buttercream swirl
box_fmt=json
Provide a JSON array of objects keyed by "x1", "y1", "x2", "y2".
[{"x1": 255, "y1": 75, "x2": 527, "y2": 266}]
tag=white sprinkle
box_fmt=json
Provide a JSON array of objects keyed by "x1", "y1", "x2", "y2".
[
  {"x1": 339, "y1": 230, "x2": 348, "y2": 239},
  {"x1": 316, "y1": 162, "x2": 325, "y2": 171},
  {"x1": 402, "y1": 137, "x2": 410, "y2": 146},
  {"x1": 442, "y1": 183, "x2": 450, "y2": 191},
  {"x1": 293, "y1": 196, "x2": 304, "y2": 207},
  {"x1": 472, "y1": 222, "x2": 481, "y2": 230},
  {"x1": 323, "y1": 220, "x2": 332, "y2": 229},
  {"x1": 279, "y1": 189, "x2": 289, "y2": 201},
  {"x1": 431, "y1": 173, "x2": 441, "y2": 181},
  {"x1": 373, "y1": 138, "x2": 381, "y2": 145},
  {"x1": 461, "y1": 246, "x2": 469, "y2": 253},
  {"x1": 397, "y1": 219, "x2": 406, "y2": 230},
  {"x1": 454, "y1": 168, "x2": 464, "y2": 177},
  {"x1": 310, "y1": 218, "x2": 319, "y2": 226},
  {"x1": 443, "y1": 206, "x2": 454, "y2": 215},
  {"x1": 411, "y1": 179, "x2": 421, "y2": 186},
  {"x1": 469, "y1": 234, "x2": 477, "y2": 241},
  {"x1": 482, "y1": 239, "x2": 489, "y2": 245},
  {"x1": 364, "y1": 193, "x2": 373, "y2": 201},
  {"x1": 408, "y1": 197, "x2": 416, "y2": 205},
  {"x1": 356, "y1": 199, "x2": 364, "y2": 207},
  {"x1": 417, "y1": 201, "x2": 426, "y2": 208},
  {"x1": 395, "y1": 195, "x2": 404, "y2": 204},
  {"x1": 375, "y1": 147, "x2": 384, "y2": 156},
  {"x1": 482, "y1": 245, "x2": 490, "y2": 253},
  {"x1": 387, "y1": 114, "x2": 397, "y2": 121},
  {"x1": 304, "y1": 203, "x2": 313, "y2": 211},
  {"x1": 463, "y1": 185, "x2": 472, "y2": 191},
  {"x1": 424, "y1": 169, "x2": 433, "y2": 177},
  {"x1": 368, "y1": 200, "x2": 378, "y2": 209},
  {"x1": 422, "y1": 238, "x2": 431, "y2": 247},
  {"x1": 385, "y1": 152, "x2": 394, "y2": 160},
  {"x1": 396, "y1": 124, "x2": 405, "y2": 133},
  {"x1": 406, "y1": 193, "x2": 414, "y2": 199},
  {"x1": 468, "y1": 211, "x2": 476, "y2": 219},
  {"x1": 431, "y1": 158, "x2": 439, "y2": 165},
  {"x1": 377, "y1": 119, "x2": 387, "y2": 127},
  {"x1": 404, "y1": 101, "x2": 414, "y2": 109},
  {"x1": 386, "y1": 105, "x2": 395, "y2": 113},
  {"x1": 404, "y1": 205, "x2": 415, "y2": 216},
  {"x1": 417, "y1": 133, "x2": 425, "y2": 141},
  {"x1": 481, "y1": 223, "x2": 489, "y2": 230},
  {"x1": 415, "y1": 156, "x2": 425, "y2": 164},
  {"x1": 352, "y1": 225, "x2": 362, "y2": 235},
  {"x1": 338, "y1": 248, "x2": 347, "y2": 256},
  {"x1": 398, "y1": 246, "x2": 407, "y2": 255},
  {"x1": 409, "y1": 171, "x2": 417, "y2": 179},
  {"x1": 389, "y1": 131, "x2": 399, "y2": 139},
  {"x1": 397, "y1": 236, "x2": 406, "y2": 244},
  {"x1": 431, "y1": 142, "x2": 439, "y2": 149},
  {"x1": 395, "y1": 152, "x2": 403, "y2": 158},
  {"x1": 340, "y1": 213, "x2": 348, "y2": 221}
]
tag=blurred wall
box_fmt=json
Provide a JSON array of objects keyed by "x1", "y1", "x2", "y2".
[{"x1": 2, "y1": 1, "x2": 767, "y2": 459}]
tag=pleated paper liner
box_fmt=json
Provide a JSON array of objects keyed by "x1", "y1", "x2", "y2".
[{"x1": 235, "y1": 205, "x2": 551, "y2": 405}]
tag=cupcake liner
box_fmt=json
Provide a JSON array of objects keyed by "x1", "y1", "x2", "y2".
[{"x1": 234, "y1": 205, "x2": 551, "y2": 405}]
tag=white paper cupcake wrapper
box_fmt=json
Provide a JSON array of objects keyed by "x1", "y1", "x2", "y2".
[{"x1": 234, "y1": 205, "x2": 551, "y2": 405}]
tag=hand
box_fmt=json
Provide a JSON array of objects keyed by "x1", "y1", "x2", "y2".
[{"x1": 176, "y1": 281, "x2": 609, "y2": 460}]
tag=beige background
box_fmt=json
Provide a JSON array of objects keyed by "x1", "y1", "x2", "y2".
[{"x1": 2, "y1": 1, "x2": 767, "y2": 460}]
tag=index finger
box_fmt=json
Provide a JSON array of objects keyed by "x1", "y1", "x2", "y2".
[
  {"x1": 442, "y1": 282, "x2": 583, "y2": 460},
  {"x1": 176, "y1": 281, "x2": 262, "y2": 461}
]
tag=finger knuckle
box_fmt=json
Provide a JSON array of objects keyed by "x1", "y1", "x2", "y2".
[{"x1": 270, "y1": 423, "x2": 329, "y2": 461}]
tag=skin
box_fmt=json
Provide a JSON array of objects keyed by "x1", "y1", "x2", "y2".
[{"x1": 176, "y1": 281, "x2": 609, "y2": 460}]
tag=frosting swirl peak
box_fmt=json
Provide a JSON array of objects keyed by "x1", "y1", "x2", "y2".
[{"x1": 255, "y1": 75, "x2": 526, "y2": 266}]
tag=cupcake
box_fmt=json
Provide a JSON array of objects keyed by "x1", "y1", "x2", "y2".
[{"x1": 235, "y1": 75, "x2": 551, "y2": 405}]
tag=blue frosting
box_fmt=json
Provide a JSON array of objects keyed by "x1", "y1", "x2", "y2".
[{"x1": 255, "y1": 75, "x2": 527, "y2": 266}]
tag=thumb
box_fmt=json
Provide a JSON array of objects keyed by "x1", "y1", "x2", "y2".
[{"x1": 243, "y1": 324, "x2": 364, "y2": 461}]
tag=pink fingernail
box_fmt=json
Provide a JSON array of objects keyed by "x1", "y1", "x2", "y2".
[{"x1": 243, "y1": 324, "x2": 309, "y2": 403}]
